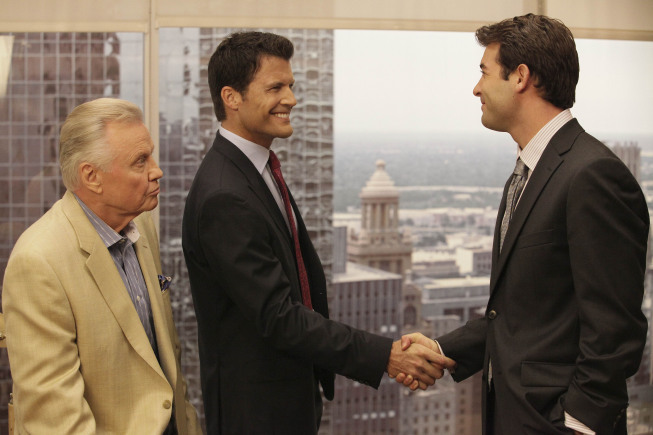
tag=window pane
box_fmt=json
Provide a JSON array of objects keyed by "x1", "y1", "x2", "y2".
[{"x1": 0, "y1": 31, "x2": 143, "y2": 281}]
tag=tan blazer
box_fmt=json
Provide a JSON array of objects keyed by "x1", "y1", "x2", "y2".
[{"x1": 3, "y1": 191, "x2": 202, "y2": 435}]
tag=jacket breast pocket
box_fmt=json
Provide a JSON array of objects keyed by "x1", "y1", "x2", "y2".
[
  {"x1": 515, "y1": 229, "x2": 566, "y2": 250},
  {"x1": 521, "y1": 361, "x2": 575, "y2": 387}
]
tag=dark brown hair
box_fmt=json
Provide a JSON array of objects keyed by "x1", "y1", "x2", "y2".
[
  {"x1": 208, "y1": 31, "x2": 294, "y2": 121},
  {"x1": 476, "y1": 13, "x2": 579, "y2": 109}
]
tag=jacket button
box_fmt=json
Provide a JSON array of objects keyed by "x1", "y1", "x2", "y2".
[
  {"x1": 163, "y1": 400, "x2": 172, "y2": 409},
  {"x1": 487, "y1": 310, "x2": 497, "y2": 320}
]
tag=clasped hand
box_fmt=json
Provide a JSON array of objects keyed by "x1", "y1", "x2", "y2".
[{"x1": 386, "y1": 333, "x2": 456, "y2": 391}]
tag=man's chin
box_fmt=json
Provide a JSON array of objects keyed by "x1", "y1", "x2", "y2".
[
  {"x1": 481, "y1": 117, "x2": 503, "y2": 133},
  {"x1": 143, "y1": 198, "x2": 159, "y2": 212},
  {"x1": 276, "y1": 127, "x2": 294, "y2": 139}
]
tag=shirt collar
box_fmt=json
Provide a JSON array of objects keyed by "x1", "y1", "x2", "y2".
[
  {"x1": 219, "y1": 126, "x2": 271, "y2": 175},
  {"x1": 74, "y1": 194, "x2": 140, "y2": 247},
  {"x1": 518, "y1": 109, "x2": 574, "y2": 172}
]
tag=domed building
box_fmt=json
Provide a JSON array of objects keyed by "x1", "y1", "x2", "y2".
[{"x1": 347, "y1": 160, "x2": 413, "y2": 278}]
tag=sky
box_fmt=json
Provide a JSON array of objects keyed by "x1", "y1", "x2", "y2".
[{"x1": 334, "y1": 29, "x2": 653, "y2": 143}]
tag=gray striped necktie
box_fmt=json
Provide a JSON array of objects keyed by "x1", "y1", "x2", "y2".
[{"x1": 499, "y1": 158, "x2": 528, "y2": 251}]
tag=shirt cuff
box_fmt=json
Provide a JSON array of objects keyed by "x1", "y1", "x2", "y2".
[
  {"x1": 433, "y1": 340, "x2": 455, "y2": 374},
  {"x1": 434, "y1": 340, "x2": 444, "y2": 356},
  {"x1": 565, "y1": 412, "x2": 595, "y2": 434}
]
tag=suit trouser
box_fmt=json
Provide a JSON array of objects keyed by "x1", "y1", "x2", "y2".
[
  {"x1": 315, "y1": 379, "x2": 323, "y2": 430},
  {"x1": 488, "y1": 381, "x2": 497, "y2": 435}
]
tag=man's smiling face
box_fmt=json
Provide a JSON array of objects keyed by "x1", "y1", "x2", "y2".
[
  {"x1": 473, "y1": 43, "x2": 519, "y2": 134},
  {"x1": 228, "y1": 55, "x2": 297, "y2": 148}
]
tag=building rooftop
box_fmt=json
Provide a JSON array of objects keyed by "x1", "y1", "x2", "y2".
[
  {"x1": 412, "y1": 249, "x2": 457, "y2": 263},
  {"x1": 333, "y1": 261, "x2": 402, "y2": 283},
  {"x1": 360, "y1": 160, "x2": 399, "y2": 198},
  {"x1": 422, "y1": 275, "x2": 490, "y2": 289}
]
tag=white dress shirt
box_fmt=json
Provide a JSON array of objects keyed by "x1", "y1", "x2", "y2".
[{"x1": 219, "y1": 126, "x2": 295, "y2": 233}]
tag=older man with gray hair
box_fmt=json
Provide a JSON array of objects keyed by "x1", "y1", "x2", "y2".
[{"x1": 3, "y1": 98, "x2": 201, "y2": 434}]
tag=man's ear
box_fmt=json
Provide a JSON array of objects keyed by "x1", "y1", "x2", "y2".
[
  {"x1": 79, "y1": 162, "x2": 102, "y2": 194},
  {"x1": 514, "y1": 64, "x2": 531, "y2": 92},
  {"x1": 221, "y1": 86, "x2": 242, "y2": 112}
]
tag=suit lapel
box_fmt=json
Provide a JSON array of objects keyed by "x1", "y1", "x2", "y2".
[
  {"x1": 288, "y1": 189, "x2": 330, "y2": 316},
  {"x1": 61, "y1": 192, "x2": 167, "y2": 380},
  {"x1": 213, "y1": 134, "x2": 311, "y2": 308},
  {"x1": 489, "y1": 120, "x2": 582, "y2": 293},
  {"x1": 491, "y1": 176, "x2": 511, "y2": 277},
  {"x1": 214, "y1": 134, "x2": 292, "y2": 242},
  {"x1": 133, "y1": 225, "x2": 177, "y2": 386},
  {"x1": 490, "y1": 153, "x2": 562, "y2": 291}
]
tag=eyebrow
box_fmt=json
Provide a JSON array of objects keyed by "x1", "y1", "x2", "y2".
[
  {"x1": 130, "y1": 144, "x2": 154, "y2": 162},
  {"x1": 268, "y1": 77, "x2": 294, "y2": 87}
]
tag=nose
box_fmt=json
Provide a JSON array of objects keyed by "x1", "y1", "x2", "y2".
[
  {"x1": 282, "y1": 87, "x2": 297, "y2": 108},
  {"x1": 473, "y1": 78, "x2": 481, "y2": 97},
  {"x1": 149, "y1": 159, "x2": 164, "y2": 182}
]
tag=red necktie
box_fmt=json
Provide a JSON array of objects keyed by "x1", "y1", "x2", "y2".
[{"x1": 268, "y1": 150, "x2": 313, "y2": 310}]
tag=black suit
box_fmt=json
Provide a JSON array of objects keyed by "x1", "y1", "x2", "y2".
[
  {"x1": 438, "y1": 119, "x2": 649, "y2": 434},
  {"x1": 182, "y1": 132, "x2": 392, "y2": 434}
]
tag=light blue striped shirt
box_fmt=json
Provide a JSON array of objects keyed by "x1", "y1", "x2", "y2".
[{"x1": 75, "y1": 195, "x2": 158, "y2": 355}]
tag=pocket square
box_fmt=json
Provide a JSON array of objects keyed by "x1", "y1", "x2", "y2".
[{"x1": 158, "y1": 274, "x2": 172, "y2": 291}]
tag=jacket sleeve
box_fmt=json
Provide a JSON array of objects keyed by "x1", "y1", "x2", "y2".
[
  {"x1": 196, "y1": 190, "x2": 392, "y2": 387},
  {"x1": 561, "y1": 156, "x2": 648, "y2": 432},
  {"x1": 437, "y1": 317, "x2": 488, "y2": 382}
]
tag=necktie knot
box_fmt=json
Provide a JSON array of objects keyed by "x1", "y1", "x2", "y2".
[
  {"x1": 514, "y1": 158, "x2": 528, "y2": 177},
  {"x1": 268, "y1": 150, "x2": 281, "y2": 170}
]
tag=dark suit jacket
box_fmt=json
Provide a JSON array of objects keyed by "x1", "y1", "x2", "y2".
[
  {"x1": 182, "y1": 132, "x2": 392, "y2": 434},
  {"x1": 438, "y1": 119, "x2": 649, "y2": 435}
]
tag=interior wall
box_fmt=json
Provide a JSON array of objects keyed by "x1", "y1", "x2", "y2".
[{"x1": 2, "y1": 0, "x2": 652, "y2": 34}]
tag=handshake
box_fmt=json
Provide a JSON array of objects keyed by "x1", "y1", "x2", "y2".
[{"x1": 386, "y1": 333, "x2": 456, "y2": 391}]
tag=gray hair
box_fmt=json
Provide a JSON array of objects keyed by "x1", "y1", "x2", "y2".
[{"x1": 59, "y1": 98, "x2": 144, "y2": 190}]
